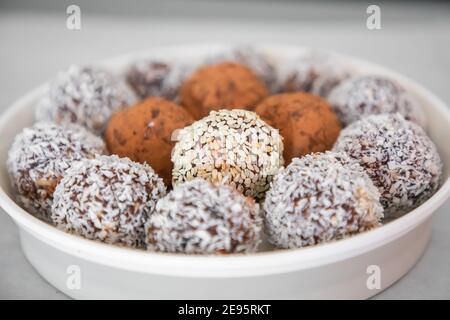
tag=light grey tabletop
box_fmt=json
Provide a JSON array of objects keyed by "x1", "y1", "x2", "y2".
[{"x1": 0, "y1": 2, "x2": 449, "y2": 299}]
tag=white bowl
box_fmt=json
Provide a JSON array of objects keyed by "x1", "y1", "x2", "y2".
[{"x1": 0, "y1": 44, "x2": 449, "y2": 299}]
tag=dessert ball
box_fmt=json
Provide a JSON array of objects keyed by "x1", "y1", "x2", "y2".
[
  {"x1": 328, "y1": 75, "x2": 426, "y2": 127},
  {"x1": 105, "y1": 97, "x2": 195, "y2": 185},
  {"x1": 333, "y1": 114, "x2": 442, "y2": 218},
  {"x1": 126, "y1": 60, "x2": 195, "y2": 101},
  {"x1": 180, "y1": 62, "x2": 269, "y2": 119},
  {"x1": 7, "y1": 122, "x2": 106, "y2": 222},
  {"x1": 208, "y1": 46, "x2": 277, "y2": 91},
  {"x1": 172, "y1": 109, "x2": 284, "y2": 200},
  {"x1": 51, "y1": 155, "x2": 166, "y2": 248},
  {"x1": 278, "y1": 53, "x2": 351, "y2": 97},
  {"x1": 35, "y1": 65, "x2": 136, "y2": 135},
  {"x1": 255, "y1": 92, "x2": 341, "y2": 164},
  {"x1": 264, "y1": 152, "x2": 383, "y2": 249},
  {"x1": 145, "y1": 178, "x2": 261, "y2": 254}
]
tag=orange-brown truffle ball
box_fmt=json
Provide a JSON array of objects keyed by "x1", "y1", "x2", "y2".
[
  {"x1": 105, "y1": 97, "x2": 194, "y2": 185},
  {"x1": 180, "y1": 62, "x2": 269, "y2": 119},
  {"x1": 255, "y1": 93, "x2": 341, "y2": 164}
]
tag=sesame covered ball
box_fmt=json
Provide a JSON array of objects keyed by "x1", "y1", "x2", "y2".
[
  {"x1": 35, "y1": 65, "x2": 136, "y2": 135},
  {"x1": 278, "y1": 53, "x2": 351, "y2": 97},
  {"x1": 145, "y1": 178, "x2": 261, "y2": 254},
  {"x1": 126, "y1": 60, "x2": 195, "y2": 101},
  {"x1": 255, "y1": 92, "x2": 341, "y2": 164},
  {"x1": 105, "y1": 97, "x2": 195, "y2": 185},
  {"x1": 172, "y1": 109, "x2": 284, "y2": 201},
  {"x1": 333, "y1": 114, "x2": 442, "y2": 218},
  {"x1": 7, "y1": 122, "x2": 106, "y2": 222},
  {"x1": 208, "y1": 46, "x2": 278, "y2": 92},
  {"x1": 328, "y1": 75, "x2": 426, "y2": 127},
  {"x1": 51, "y1": 155, "x2": 166, "y2": 248},
  {"x1": 264, "y1": 152, "x2": 383, "y2": 249},
  {"x1": 180, "y1": 62, "x2": 269, "y2": 119}
]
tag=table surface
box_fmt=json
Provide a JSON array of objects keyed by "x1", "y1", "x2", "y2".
[{"x1": 0, "y1": 6, "x2": 449, "y2": 299}]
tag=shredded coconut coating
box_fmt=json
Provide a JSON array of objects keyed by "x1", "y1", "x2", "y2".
[
  {"x1": 278, "y1": 53, "x2": 352, "y2": 98},
  {"x1": 333, "y1": 114, "x2": 442, "y2": 218},
  {"x1": 7, "y1": 122, "x2": 106, "y2": 222},
  {"x1": 126, "y1": 60, "x2": 195, "y2": 101},
  {"x1": 35, "y1": 65, "x2": 136, "y2": 135},
  {"x1": 208, "y1": 45, "x2": 278, "y2": 92},
  {"x1": 145, "y1": 178, "x2": 262, "y2": 254},
  {"x1": 172, "y1": 109, "x2": 284, "y2": 201},
  {"x1": 51, "y1": 155, "x2": 166, "y2": 248},
  {"x1": 328, "y1": 75, "x2": 426, "y2": 128},
  {"x1": 263, "y1": 151, "x2": 383, "y2": 249}
]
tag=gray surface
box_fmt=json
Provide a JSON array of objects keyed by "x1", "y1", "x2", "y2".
[{"x1": 0, "y1": 2, "x2": 449, "y2": 299}]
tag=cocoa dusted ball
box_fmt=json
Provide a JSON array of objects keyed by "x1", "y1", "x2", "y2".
[
  {"x1": 208, "y1": 45, "x2": 278, "y2": 92},
  {"x1": 255, "y1": 92, "x2": 341, "y2": 164},
  {"x1": 328, "y1": 75, "x2": 427, "y2": 127},
  {"x1": 171, "y1": 109, "x2": 284, "y2": 201},
  {"x1": 180, "y1": 62, "x2": 269, "y2": 119},
  {"x1": 7, "y1": 122, "x2": 106, "y2": 222},
  {"x1": 105, "y1": 97, "x2": 195, "y2": 185},
  {"x1": 35, "y1": 65, "x2": 136, "y2": 135},
  {"x1": 145, "y1": 178, "x2": 262, "y2": 254},
  {"x1": 278, "y1": 53, "x2": 352, "y2": 97},
  {"x1": 51, "y1": 155, "x2": 166, "y2": 248},
  {"x1": 333, "y1": 114, "x2": 442, "y2": 218},
  {"x1": 263, "y1": 152, "x2": 383, "y2": 249}
]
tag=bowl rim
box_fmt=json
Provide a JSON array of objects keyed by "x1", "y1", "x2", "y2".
[{"x1": 0, "y1": 43, "x2": 449, "y2": 278}]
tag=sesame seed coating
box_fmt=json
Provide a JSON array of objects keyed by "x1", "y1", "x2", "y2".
[
  {"x1": 145, "y1": 178, "x2": 261, "y2": 254},
  {"x1": 171, "y1": 109, "x2": 284, "y2": 201},
  {"x1": 51, "y1": 155, "x2": 166, "y2": 248},
  {"x1": 7, "y1": 122, "x2": 106, "y2": 222},
  {"x1": 333, "y1": 114, "x2": 442, "y2": 218},
  {"x1": 264, "y1": 151, "x2": 383, "y2": 249}
]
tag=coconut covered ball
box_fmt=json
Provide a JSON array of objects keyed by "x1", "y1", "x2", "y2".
[
  {"x1": 145, "y1": 178, "x2": 261, "y2": 254},
  {"x1": 333, "y1": 114, "x2": 442, "y2": 218},
  {"x1": 328, "y1": 75, "x2": 426, "y2": 127},
  {"x1": 180, "y1": 62, "x2": 269, "y2": 119},
  {"x1": 208, "y1": 46, "x2": 278, "y2": 91},
  {"x1": 172, "y1": 109, "x2": 284, "y2": 201},
  {"x1": 51, "y1": 155, "x2": 166, "y2": 248},
  {"x1": 255, "y1": 92, "x2": 341, "y2": 164},
  {"x1": 35, "y1": 65, "x2": 136, "y2": 135},
  {"x1": 105, "y1": 97, "x2": 195, "y2": 185},
  {"x1": 264, "y1": 152, "x2": 383, "y2": 249},
  {"x1": 278, "y1": 53, "x2": 351, "y2": 97},
  {"x1": 126, "y1": 60, "x2": 195, "y2": 101},
  {"x1": 7, "y1": 122, "x2": 106, "y2": 222}
]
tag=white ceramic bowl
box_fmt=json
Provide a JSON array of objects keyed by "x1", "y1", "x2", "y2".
[{"x1": 0, "y1": 44, "x2": 449, "y2": 299}]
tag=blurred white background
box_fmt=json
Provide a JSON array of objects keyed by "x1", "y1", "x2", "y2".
[{"x1": 0, "y1": 0, "x2": 449, "y2": 299}]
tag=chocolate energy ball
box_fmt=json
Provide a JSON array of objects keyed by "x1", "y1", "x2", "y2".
[
  {"x1": 333, "y1": 114, "x2": 442, "y2": 218},
  {"x1": 35, "y1": 65, "x2": 136, "y2": 135},
  {"x1": 264, "y1": 151, "x2": 383, "y2": 249},
  {"x1": 208, "y1": 46, "x2": 278, "y2": 92},
  {"x1": 51, "y1": 155, "x2": 166, "y2": 248},
  {"x1": 126, "y1": 60, "x2": 195, "y2": 101},
  {"x1": 255, "y1": 92, "x2": 341, "y2": 164},
  {"x1": 172, "y1": 109, "x2": 284, "y2": 201},
  {"x1": 7, "y1": 122, "x2": 106, "y2": 222},
  {"x1": 145, "y1": 178, "x2": 261, "y2": 254},
  {"x1": 328, "y1": 75, "x2": 427, "y2": 127},
  {"x1": 180, "y1": 62, "x2": 269, "y2": 119},
  {"x1": 278, "y1": 53, "x2": 351, "y2": 97},
  {"x1": 105, "y1": 97, "x2": 195, "y2": 185}
]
